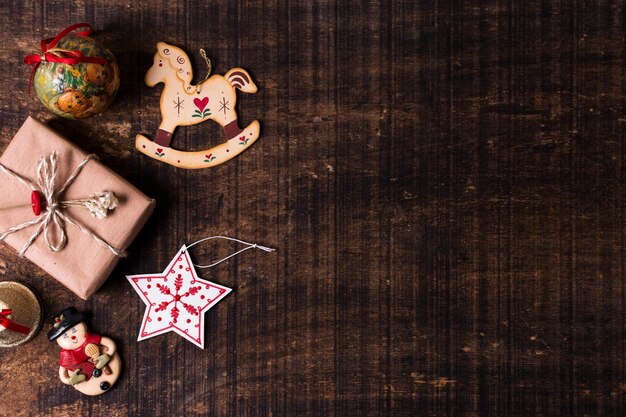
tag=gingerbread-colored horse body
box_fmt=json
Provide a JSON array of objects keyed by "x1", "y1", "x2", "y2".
[{"x1": 135, "y1": 42, "x2": 260, "y2": 169}]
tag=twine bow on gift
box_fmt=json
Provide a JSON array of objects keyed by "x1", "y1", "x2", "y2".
[
  {"x1": 0, "y1": 152, "x2": 125, "y2": 257},
  {"x1": 0, "y1": 309, "x2": 30, "y2": 335},
  {"x1": 23, "y1": 23, "x2": 108, "y2": 94}
]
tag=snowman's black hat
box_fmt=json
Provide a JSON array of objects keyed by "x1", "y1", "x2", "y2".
[{"x1": 47, "y1": 307, "x2": 86, "y2": 341}]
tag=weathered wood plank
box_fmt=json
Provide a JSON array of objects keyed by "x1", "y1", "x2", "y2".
[{"x1": 0, "y1": 0, "x2": 624, "y2": 416}]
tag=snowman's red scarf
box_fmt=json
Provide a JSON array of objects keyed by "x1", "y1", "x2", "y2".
[{"x1": 59, "y1": 332, "x2": 102, "y2": 380}]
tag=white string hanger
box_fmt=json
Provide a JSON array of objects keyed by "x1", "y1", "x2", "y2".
[{"x1": 186, "y1": 236, "x2": 275, "y2": 269}]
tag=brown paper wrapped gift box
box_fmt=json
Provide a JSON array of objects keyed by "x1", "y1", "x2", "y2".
[{"x1": 0, "y1": 117, "x2": 155, "y2": 299}]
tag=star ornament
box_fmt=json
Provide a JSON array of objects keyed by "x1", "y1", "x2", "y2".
[{"x1": 126, "y1": 245, "x2": 231, "y2": 348}]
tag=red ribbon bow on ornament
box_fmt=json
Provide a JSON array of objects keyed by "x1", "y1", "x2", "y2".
[
  {"x1": 23, "y1": 23, "x2": 107, "y2": 94},
  {"x1": 0, "y1": 309, "x2": 31, "y2": 335}
]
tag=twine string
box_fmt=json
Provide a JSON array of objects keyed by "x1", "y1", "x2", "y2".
[
  {"x1": 0, "y1": 152, "x2": 125, "y2": 257},
  {"x1": 186, "y1": 236, "x2": 275, "y2": 269},
  {"x1": 195, "y1": 49, "x2": 212, "y2": 94}
]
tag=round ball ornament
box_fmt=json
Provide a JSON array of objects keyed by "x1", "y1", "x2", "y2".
[{"x1": 24, "y1": 23, "x2": 119, "y2": 119}]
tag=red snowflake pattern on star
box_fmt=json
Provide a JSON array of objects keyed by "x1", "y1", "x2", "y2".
[{"x1": 126, "y1": 245, "x2": 231, "y2": 348}]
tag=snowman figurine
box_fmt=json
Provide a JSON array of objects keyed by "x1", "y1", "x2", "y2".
[{"x1": 47, "y1": 307, "x2": 122, "y2": 396}]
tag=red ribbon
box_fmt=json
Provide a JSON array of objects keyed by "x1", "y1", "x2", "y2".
[
  {"x1": 0, "y1": 309, "x2": 31, "y2": 335},
  {"x1": 23, "y1": 23, "x2": 108, "y2": 94}
]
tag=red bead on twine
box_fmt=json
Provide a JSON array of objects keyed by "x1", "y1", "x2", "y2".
[{"x1": 31, "y1": 190, "x2": 42, "y2": 216}]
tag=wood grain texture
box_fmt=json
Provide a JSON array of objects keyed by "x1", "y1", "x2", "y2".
[{"x1": 0, "y1": 0, "x2": 624, "y2": 416}]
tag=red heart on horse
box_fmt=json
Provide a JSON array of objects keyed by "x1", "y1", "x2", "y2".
[
  {"x1": 157, "y1": 148, "x2": 163, "y2": 153},
  {"x1": 194, "y1": 97, "x2": 209, "y2": 111}
]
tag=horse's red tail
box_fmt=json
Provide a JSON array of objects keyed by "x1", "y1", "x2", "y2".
[{"x1": 225, "y1": 68, "x2": 257, "y2": 93}]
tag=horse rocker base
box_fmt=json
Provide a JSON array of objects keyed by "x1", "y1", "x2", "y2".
[
  {"x1": 136, "y1": 120, "x2": 260, "y2": 169},
  {"x1": 135, "y1": 42, "x2": 261, "y2": 170}
]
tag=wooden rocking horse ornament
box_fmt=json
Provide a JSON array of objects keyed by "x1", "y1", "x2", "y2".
[{"x1": 135, "y1": 42, "x2": 260, "y2": 169}]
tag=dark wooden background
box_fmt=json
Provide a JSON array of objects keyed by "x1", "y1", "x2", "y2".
[{"x1": 0, "y1": 0, "x2": 624, "y2": 416}]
